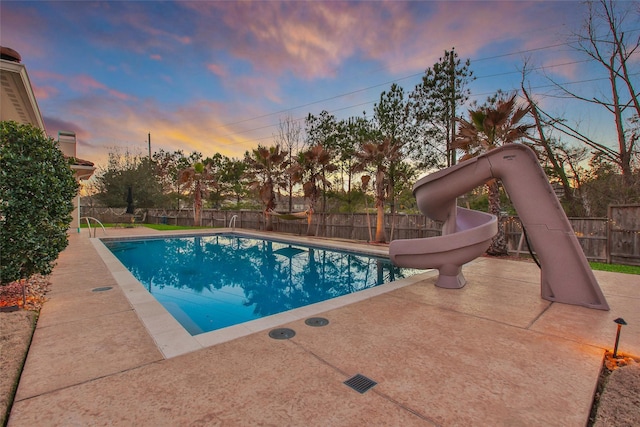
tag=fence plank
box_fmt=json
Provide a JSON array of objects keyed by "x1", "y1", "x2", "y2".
[{"x1": 608, "y1": 205, "x2": 640, "y2": 266}]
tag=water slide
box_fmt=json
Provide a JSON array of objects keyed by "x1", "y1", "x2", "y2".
[{"x1": 389, "y1": 144, "x2": 609, "y2": 310}]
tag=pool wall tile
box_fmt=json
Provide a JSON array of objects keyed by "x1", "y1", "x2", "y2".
[
  {"x1": 153, "y1": 329, "x2": 203, "y2": 359},
  {"x1": 195, "y1": 325, "x2": 254, "y2": 348}
]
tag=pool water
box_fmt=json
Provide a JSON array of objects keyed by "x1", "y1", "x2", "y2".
[{"x1": 105, "y1": 234, "x2": 420, "y2": 335}]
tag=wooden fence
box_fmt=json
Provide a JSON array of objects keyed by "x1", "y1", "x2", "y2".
[
  {"x1": 608, "y1": 205, "x2": 640, "y2": 266},
  {"x1": 81, "y1": 204, "x2": 640, "y2": 266}
]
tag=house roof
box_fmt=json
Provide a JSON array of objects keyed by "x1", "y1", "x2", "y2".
[
  {"x1": 0, "y1": 46, "x2": 46, "y2": 131},
  {"x1": 73, "y1": 157, "x2": 95, "y2": 167},
  {"x1": 1, "y1": 47, "x2": 96, "y2": 181}
]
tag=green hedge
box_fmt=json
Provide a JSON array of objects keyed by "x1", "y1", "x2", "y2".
[{"x1": 0, "y1": 121, "x2": 79, "y2": 283}]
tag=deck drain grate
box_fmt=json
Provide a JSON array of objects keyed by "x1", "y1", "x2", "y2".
[
  {"x1": 268, "y1": 328, "x2": 296, "y2": 339},
  {"x1": 91, "y1": 286, "x2": 113, "y2": 292},
  {"x1": 344, "y1": 374, "x2": 377, "y2": 393},
  {"x1": 305, "y1": 317, "x2": 329, "y2": 327}
]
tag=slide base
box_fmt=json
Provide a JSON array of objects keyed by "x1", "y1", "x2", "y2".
[{"x1": 436, "y1": 271, "x2": 467, "y2": 289}]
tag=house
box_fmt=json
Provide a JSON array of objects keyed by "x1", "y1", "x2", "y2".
[{"x1": 0, "y1": 46, "x2": 95, "y2": 231}]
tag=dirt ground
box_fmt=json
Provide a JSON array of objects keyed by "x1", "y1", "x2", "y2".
[
  {"x1": 0, "y1": 310, "x2": 36, "y2": 426},
  {"x1": 592, "y1": 358, "x2": 640, "y2": 426},
  {"x1": 1, "y1": 280, "x2": 639, "y2": 426}
]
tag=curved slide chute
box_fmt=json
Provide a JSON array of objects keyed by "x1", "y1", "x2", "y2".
[{"x1": 390, "y1": 144, "x2": 609, "y2": 310}]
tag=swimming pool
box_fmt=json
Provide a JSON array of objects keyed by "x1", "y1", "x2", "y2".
[{"x1": 104, "y1": 234, "x2": 421, "y2": 336}]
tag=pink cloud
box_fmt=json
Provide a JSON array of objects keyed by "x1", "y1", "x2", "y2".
[
  {"x1": 184, "y1": 1, "x2": 368, "y2": 79},
  {"x1": 369, "y1": 2, "x2": 578, "y2": 74},
  {"x1": 540, "y1": 55, "x2": 581, "y2": 80},
  {"x1": 75, "y1": 75, "x2": 109, "y2": 92},
  {"x1": 31, "y1": 70, "x2": 67, "y2": 82},
  {"x1": 184, "y1": 1, "x2": 581, "y2": 81},
  {"x1": 228, "y1": 74, "x2": 282, "y2": 104},
  {"x1": 43, "y1": 116, "x2": 89, "y2": 142},
  {"x1": 150, "y1": 54, "x2": 162, "y2": 61},
  {"x1": 0, "y1": 7, "x2": 50, "y2": 60},
  {"x1": 28, "y1": 70, "x2": 133, "y2": 101},
  {"x1": 207, "y1": 63, "x2": 228, "y2": 78},
  {"x1": 113, "y1": 8, "x2": 193, "y2": 54},
  {"x1": 75, "y1": 75, "x2": 132, "y2": 101},
  {"x1": 33, "y1": 84, "x2": 59, "y2": 100},
  {"x1": 54, "y1": 94, "x2": 262, "y2": 168}
]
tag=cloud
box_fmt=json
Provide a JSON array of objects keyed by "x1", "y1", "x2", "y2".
[
  {"x1": 2, "y1": 2, "x2": 195, "y2": 63},
  {"x1": 0, "y1": 5, "x2": 50, "y2": 60},
  {"x1": 227, "y1": 74, "x2": 283, "y2": 104},
  {"x1": 33, "y1": 84, "x2": 59, "y2": 100},
  {"x1": 6, "y1": 0, "x2": 606, "y2": 172},
  {"x1": 47, "y1": 92, "x2": 266, "y2": 168},
  {"x1": 183, "y1": 1, "x2": 369, "y2": 79},
  {"x1": 540, "y1": 54, "x2": 582, "y2": 80},
  {"x1": 183, "y1": 1, "x2": 582, "y2": 81},
  {"x1": 31, "y1": 70, "x2": 131, "y2": 101},
  {"x1": 72, "y1": 75, "x2": 132, "y2": 101},
  {"x1": 369, "y1": 2, "x2": 581, "y2": 74},
  {"x1": 207, "y1": 63, "x2": 228, "y2": 78},
  {"x1": 43, "y1": 116, "x2": 89, "y2": 143},
  {"x1": 114, "y1": 4, "x2": 193, "y2": 51}
]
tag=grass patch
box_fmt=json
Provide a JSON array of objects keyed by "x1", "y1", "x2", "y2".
[
  {"x1": 80, "y1": 222, "x2": 116, "y2": 228},
  {"x1": 143, "y1": 224, "x2": 213, "y2": 231},
  {"x1": 590, "y1": 262, "x2": 640, "y2": 275}
]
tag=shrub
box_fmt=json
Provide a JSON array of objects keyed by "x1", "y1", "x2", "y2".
[{"x1": 0, "y1": 121, "x2": 79, "y2": 283}]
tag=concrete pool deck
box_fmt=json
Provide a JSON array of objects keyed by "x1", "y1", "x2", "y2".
[{"x1": 8, "y1": 227, "x2": 640, "y2": 426}]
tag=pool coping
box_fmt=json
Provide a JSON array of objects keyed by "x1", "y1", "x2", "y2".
[{"x1": 92, "y1": 229, "x2": 437, "y2": 358}]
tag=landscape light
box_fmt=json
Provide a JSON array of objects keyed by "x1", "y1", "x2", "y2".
[{"x1": 612, "y1": 317, "x2": 627, "y2": 358}]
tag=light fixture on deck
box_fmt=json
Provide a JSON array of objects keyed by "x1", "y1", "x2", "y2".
[{"x1": 612, "y1": 317, "x2": 627, "y2": 358}]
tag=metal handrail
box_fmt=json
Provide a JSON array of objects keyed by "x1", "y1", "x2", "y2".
[
  {"x1": 80, "y1": 216, "x2": 107, "y2": 237},
  {"x1": 229, "y1": 215, "x2": 238, "y2": 230}
]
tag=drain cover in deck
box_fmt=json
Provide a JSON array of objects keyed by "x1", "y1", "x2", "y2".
[
  {"x1": 91, "y1": 286, "x2": 113, "y2": 292},
  {"x1": 344, "y1": 374, "x2": 377, "y2": 393},
  {"x1": 268, "y1": 328, "x2": 296, "y2": 339},
  {"x1": 305, "y1": 317, "x2": 329, "y2": 327}
]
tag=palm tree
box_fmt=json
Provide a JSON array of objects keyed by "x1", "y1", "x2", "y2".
[
  {"x1": 354, "y1": 138, "x2": 402, "y2": 243},
  {"x1": 177, "y1": 161, "x2": 216, "y2": 226},
  {"x1": 455, "y1": 93, "x2": 532, "y2": 255},
  {"x1": 243, "y1": 145, "x2": 288, "y2": 231},
  {"x1": 290, "y1": 144, "x2": 337, "y2": 235}
]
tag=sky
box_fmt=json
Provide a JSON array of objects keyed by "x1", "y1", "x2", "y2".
[{"x1": 1, "y1": 1, "x2": 637, "y2": 169}]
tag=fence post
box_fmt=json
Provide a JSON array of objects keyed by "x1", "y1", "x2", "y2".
[{"x1": 606, "y1": 205, "x2": 612, "y2": 264}]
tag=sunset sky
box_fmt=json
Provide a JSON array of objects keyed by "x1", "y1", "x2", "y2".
[{"x1": 1, "y1": 1, "x2": 635, "y2": 168}]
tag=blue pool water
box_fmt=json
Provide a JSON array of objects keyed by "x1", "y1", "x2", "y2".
[{"x1": 104, "y1": 234, "x2": 421, "y2": 335}]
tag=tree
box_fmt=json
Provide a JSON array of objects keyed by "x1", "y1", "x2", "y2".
[
  {"x1": 224, "y1": 157, "x2": 251, "y2": 208},
  {"x1": 290, "y1": 144, "x2": 337, "y2": 235},
  {"x1": 205, "y1": 154, "x2": 249, "y2": 209},
  {"x1": 243, "y1": 145, "x2": 288, "y2": 231},
  {"x1": 273, "y1": 115, "x2": 304, "y2": 212},
  {"x1": 305, "y1": 111, "x2": 340, "y2": 213},
  {"x1": 336, "y1": 116, "x2": 371, "y2": 211},
  {"x1": 1, "y1": 121, "x2": 79, "y2": 283},
  {"x1": 520, "y1": 69, "x2": 582, "y2": 214},
  {"x1": 152, "y1": 149, "x2": 194, "y2": 207},
  {"x1": 409, "y1": 48, "x2": 475, "y2": 168},
  {"x1": 96, "y1": 148, "x2": 164, "y2": 208},
  {"x1": 354, "y1": 138, "x2": 402, "y2": 243},
  {"x1": 177, "y1": 161, "x2": 217, "y2": 226},
  {"x1": 373, "y1": 83, "x2": 411, "y2": 218},
  {"x1": 580, "y1": 152, "x2": 639, "y2": 216},
  {"x1": 455, "y1": 93, "x2": 533, "y2": 255},
  {"x1": 541, "y1": 0, "x2": 639, "y2": 183}
]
